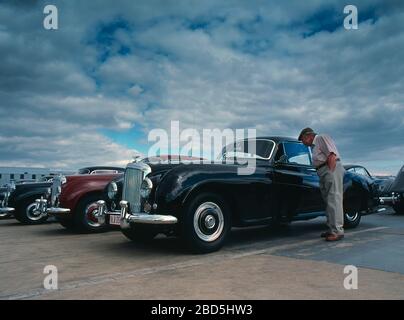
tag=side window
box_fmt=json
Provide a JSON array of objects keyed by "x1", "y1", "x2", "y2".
[
  {"x1": 355, "y1": 167, "x2": 371, "y2": 177},
  {"x1": 283, "y1": 142, "x2": 312, "y2": 166}
]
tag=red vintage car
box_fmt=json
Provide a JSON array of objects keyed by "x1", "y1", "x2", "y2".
[{"x1": 36, "y1": 167, "x2": 124, "y2": 232}]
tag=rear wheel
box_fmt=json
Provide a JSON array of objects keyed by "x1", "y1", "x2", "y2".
[
  {"x1": 181, "y1": 193, "x2": 231, "y2": 253},
  {"x1": 344, "y1": 210, "x2": 361, "y2": 229},
  {"x1": 14, "y1": 196, "x2": 48, "y2": 225},
  {"x1": 73, "y1": 194, "x2": 107, "y2": 233}
]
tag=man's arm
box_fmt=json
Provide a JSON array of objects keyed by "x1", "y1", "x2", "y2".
[{"x1": 327, "y1": 152, "x2": 337, "y2": 171}]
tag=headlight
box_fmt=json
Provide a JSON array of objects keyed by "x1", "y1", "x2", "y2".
[
  {"x1": 108, "y1": 182, "x2": 118, "y2": 199},
  {"x1": 140, "y1": 177, "x2": 153, "y2": 198},
  {"x1": 60, "y1": 176, "x2": 67, "y2": 185}
]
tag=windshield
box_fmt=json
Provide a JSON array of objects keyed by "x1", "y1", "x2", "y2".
[{"x1": 221, "y1": 139, "x2": 275, "y2": 160}]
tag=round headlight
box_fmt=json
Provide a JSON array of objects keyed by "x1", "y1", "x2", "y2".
[
  {"x1": 140, "y1": 177, "x2": 153, "y2": 198},
  {"x1": 108, "y1": 182, "x2": 118, "y2": 199}
]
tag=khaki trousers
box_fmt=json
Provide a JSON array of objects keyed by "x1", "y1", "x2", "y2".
[{"x1": 317, "y1": 161, "x2": 345, "y2": 235}]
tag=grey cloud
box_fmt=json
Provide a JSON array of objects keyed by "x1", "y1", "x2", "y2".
[{"x1": 0, "y1": 0, "x2": 403, "y2": 174}]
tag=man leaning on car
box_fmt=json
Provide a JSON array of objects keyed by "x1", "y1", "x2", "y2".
[{"x1": 299, "y1": 128, "x2": 345, "y2": 241}]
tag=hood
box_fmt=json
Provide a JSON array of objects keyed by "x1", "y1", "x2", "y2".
[{"x1": 65, "y1": 173, "x2": 123, "y2": 184}]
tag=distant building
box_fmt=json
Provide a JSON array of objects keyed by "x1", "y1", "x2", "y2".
[{"x1": 0, "y1": 167, "x2": 74, "y2": 186}]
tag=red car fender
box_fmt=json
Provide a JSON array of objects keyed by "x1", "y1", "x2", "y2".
[{"x1": 59, "y1": 174, "x2": 123, "y2": 213}]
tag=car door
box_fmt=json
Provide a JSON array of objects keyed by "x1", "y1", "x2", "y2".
[{"x1": 272, "y1": 141, "x2": 324, "y2": 216}]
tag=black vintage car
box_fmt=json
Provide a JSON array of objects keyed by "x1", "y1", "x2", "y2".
[
  {"x1": 2, "y1": 166, "x2": 124, "y2": 225},
  {"x1": 97, "y1": 137, "x2": 377, "y2": 253},
  {"x1": 0, "y1": 182, "x2": 16, "y2": 218},
  {"x1": 378, "y1": 165, "x2": 404, "y2": 214},
  {"x1": 344, "y1": 164, "x2": 395, "y2": 197},
  {"x1": 344, "y1": 164, "x2": 404, "y2": 214}
]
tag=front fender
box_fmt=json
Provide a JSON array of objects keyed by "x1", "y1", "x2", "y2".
[
  {"x1": 60, "y1": 175, "x2": 121, "y2": 211},
  {"x1": 9, "y1": 185, "x2": 51, "y2": 207},
  {"x1": 343, "y1": 171, "x2": 376, "y2": 211}
]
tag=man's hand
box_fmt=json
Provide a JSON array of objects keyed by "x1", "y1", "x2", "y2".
[{"x1": 327, "y1": 153, "x2": 337, "y2": 171}]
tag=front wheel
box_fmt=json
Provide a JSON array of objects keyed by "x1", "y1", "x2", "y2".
[
  {"x1": 344, "y1": 210, "x2": 361, "y2": 229},
  {"x1": 14, "y1": 196, "x2": 49, "y2": 225},
  {"x1": 181, "y1": 193, "x2": 231, "y2": 253},
  {"x1": 73, "y1": 194, "x2": 107, "y2": 233}
]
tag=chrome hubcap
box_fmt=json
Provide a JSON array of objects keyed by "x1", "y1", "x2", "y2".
[
  {"x1": 205, "y1": 215, "x2": 216, "y2": 229},
  {"x1": 85, "y1": 202, "x2": 103, "y2": 228},
  {"x1": 194, "y1": 202, "x2": 224, "y2": 242},
  {"x1": 26, "y1": 202, "x2": 43, "y2": 221},
  {"x1": 345, "y1": 211, "x2": 359, "y2": 222}
]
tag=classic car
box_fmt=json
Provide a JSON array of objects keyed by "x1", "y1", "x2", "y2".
[
  {"x1": 35, "y1": 167, "x2": 125, "y2": 232},
  {"x1": 344, "y1": 164, "x2": 395, "y2": 197},
  {"x1": 0, "y1": 182, "x2": 16, "y2": 218},
  {"x1": 344, "y1": 164, "x2": 404, "y2": 214},
  {"x1": 6, "y1": 166, "x2": 123, "y2": 225},
  {"x1": 378, "y1": 165, "x2": 404, "y2": 214},
  {"x1": 96, "y1": 137, "x2": 378, "y2": 253}
]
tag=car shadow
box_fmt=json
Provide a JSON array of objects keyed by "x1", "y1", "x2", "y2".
[{"x1": 101, "y1": 218, "x2": 330, "y2": 256}]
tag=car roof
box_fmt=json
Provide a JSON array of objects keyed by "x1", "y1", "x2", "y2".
[
  {"x1": 79, "y1": 166, "x2": 124, "y2": 172},
  {"x1": 344, "y1": 164, "x2": 365, "y2": 170},
  {"x1": 241, "y1": 136, "x2": 300, "y2": 144}
]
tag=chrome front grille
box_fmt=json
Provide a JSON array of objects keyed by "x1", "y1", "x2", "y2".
[
  {"x1": 122, "y1": 162, "x2": 151, "y2": 213},
  {"x1": 123, "y1": 167, "x2": 144, "y2": 213}
]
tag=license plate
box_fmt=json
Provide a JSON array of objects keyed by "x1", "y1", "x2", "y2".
[{"x1": 109, "y1": 215, "x2": 121, "y2": 226}]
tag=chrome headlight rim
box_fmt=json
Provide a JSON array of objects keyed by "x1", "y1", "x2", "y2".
[
  {"x1": 140, "y1": 177, "x2": 153, "y2": 198},
  {"x1": 60, "y1": 175, "x2": 67, "y2": 185},
  {"x1": 107, "y1": 181, "x2": 118, "y2": 200}
]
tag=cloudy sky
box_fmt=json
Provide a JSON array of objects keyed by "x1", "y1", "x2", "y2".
[{"x1": 0, "y1": 0, "x2": 403, "y2": 175}]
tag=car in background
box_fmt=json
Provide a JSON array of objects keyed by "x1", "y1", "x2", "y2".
[
  {"x1": 378, "y1": 165, "x2": 404, "y2": 214},
  {"x1": 97, "y1": 137, "x2": 378, "y2": 253},
  {"x1": 344, "y1": 164, "x2": 395, "y2": 197},
  {"x1": 6, "y1": 166, "x2": 123, "y2": 225},
  {"x1": 40, "y1": 168, "x2": 125, "y2": 232},
  {"x1": 344, "y1": 164, "x2": 403, "y2": 214},
  {"x1": 0, "y1": 182, "x2": 16, "y2": 218}
]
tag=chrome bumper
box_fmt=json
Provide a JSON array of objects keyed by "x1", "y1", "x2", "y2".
[
  {"x1": 34, "y1": 197, "x2": 67, "y2": 218},
  {"x1": 379, "y1": 192, "x2": 400, "y2": 205},
  {"x1": 96, "y1": 200, "x2": 177, "y2": 229},
  {"x1": 0, "y1": 207, "x2": 15, "y2": 217},
  {"x1": 46, "y1": 207, "x2": 71, "y2": 215}
]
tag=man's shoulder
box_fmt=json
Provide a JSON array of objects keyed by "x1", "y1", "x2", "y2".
[{"x1": 316, "y1": 133, "x2": 333, "y2": 141}]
